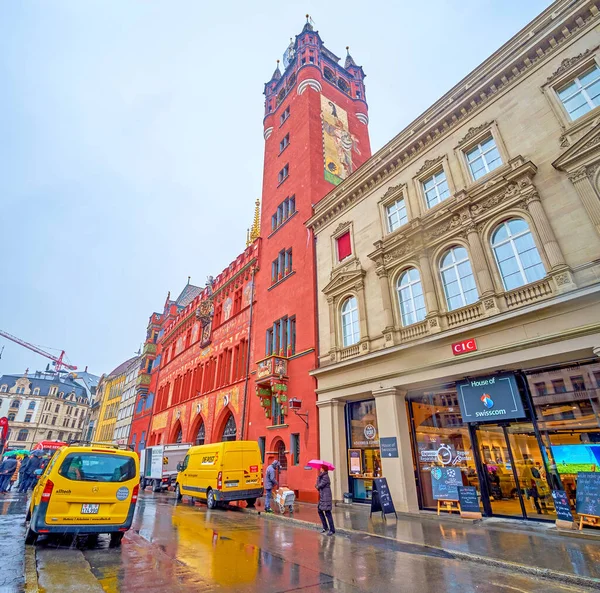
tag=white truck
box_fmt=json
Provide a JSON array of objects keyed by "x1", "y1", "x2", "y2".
[{"x1": 140, "y1": 443, "x2": 191, "y2": 492}]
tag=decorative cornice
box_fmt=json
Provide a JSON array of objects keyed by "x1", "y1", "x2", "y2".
[
  {"x1": 383, "y1": 241, "x2": 415, "y2": 264},
  {"x1": 356, "y1": 113, "x2": 369, "y2": 125},
  {"x1": 264, "y1": 127, "x2": 273, "y2": 140},
  {"x1": 546, "y1": 49, "x2": 592, "y2": 83},
  {"x1": 415, "y1": 155, "x2": 445, "y2": 177},
  {"x1": 332, "y1": 221, "x2": 351, "y2": 236},
  {"x1": 382, "y1": 184, "x2": 403, "y2": 200},
  {"x1": 457, "y1": 121, "x2": 493, "y2": 147},
  {"x1": 568, "y1": 167, "x2": 588, "y2": 183},
  {"x1": 307, "y1": 2, "x2": 599, "y2": 234},
  {"x1": 297, "y1": 79, "x2": 322, "y2": 95}
]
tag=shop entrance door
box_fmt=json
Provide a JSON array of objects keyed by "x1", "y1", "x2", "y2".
[{"x1": 473, "y1": 422, "x2": 552, "y2": 519}]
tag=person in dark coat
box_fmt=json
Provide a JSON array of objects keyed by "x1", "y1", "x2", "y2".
[
  {"x1": 316, "y1": 467, "x2": 335, "y2": 535},
  {"x1": 264, "y1": 460, "x2": 280, "y2": 514},
  {"x1": 20, "y1": 453, "x2": 42, "y2": 492},
  {"x1": 0, "y1": 457, "x2": 18, "y2": 493},
  {"x1": 18, "y1": 455, "x2": 30, "y2": 492}
]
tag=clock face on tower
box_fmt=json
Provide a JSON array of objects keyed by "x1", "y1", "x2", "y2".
[{"x1": 283, "y1": 46, "x2": 295, "y2": 68}]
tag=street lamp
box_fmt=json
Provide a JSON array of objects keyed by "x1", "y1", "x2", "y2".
[{"x1": 289, "y1": 398, "x2": 308, "y2": 428}]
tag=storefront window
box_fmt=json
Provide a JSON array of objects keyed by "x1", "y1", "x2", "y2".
[
  {"x1": 409, "y1": 387, "x2": 476, "y2": 510},
  {"x1": 527, "y1": 361, "x2": 600, "y2": 516},
  {"x1": 346, "y1": 400, "x2": 381, "y2": 501}
]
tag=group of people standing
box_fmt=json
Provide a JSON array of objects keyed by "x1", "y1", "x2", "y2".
[
  {"x1": 0, "y1": 452, "x2": 48, "y2": 493},
  {"x1": 263, "y1": 459, "x2": 336, "y2": 536}
]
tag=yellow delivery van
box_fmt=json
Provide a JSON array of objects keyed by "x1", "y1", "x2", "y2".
[{"x1": 175, "y1": 440, "x2": 263, "y2": 509}]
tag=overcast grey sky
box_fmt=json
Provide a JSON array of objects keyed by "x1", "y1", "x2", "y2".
[{"x1": 0, "y1": 0, "x2": 551, "y2": 377}]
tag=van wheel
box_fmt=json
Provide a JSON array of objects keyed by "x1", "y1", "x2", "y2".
[
  {"x1": 140, "y1": 479, "x2": 146, "y2": 490},
  {"x1": 246, "y1": 498, "x2": 257, "y2": 508},
  {"x1": 109, "y1": 532, "x2": 124, "y2": 547},
  {"x1": 175, "y1": 484, "x2": 182, "y2": 502},
  {"x1": 25, "y1": 527, "x2": 37, "y2": 546},
  {"x1": 207, "y1": 489, "x2": 217, "y2": 510},
  {"x1": 152, "y1": 479, "x2": 161, "y2": 493}
]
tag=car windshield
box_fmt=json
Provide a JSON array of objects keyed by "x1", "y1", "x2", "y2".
[{"x1": 58, "y1": 453, "x2": 136, "y2": 483}]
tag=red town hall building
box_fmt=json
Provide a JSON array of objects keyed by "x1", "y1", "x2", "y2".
[
  {"x1": 246, "y1": 20, "x2": 371, "y2": 502},
  {"x1": 129, "y1": 19, "x2": 371, "y2": 502}
]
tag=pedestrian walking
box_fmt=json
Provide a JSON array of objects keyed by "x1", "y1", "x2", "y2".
[
  {"x1": 0, "y1": 456, "x2": 18, "y2": 493},
  {"x1": 316, "y1": 467, "x2": 335, "y2": 536},
  {"x1": 264, "y1": 460, "x2": 280, "y2": 514},
  {"x1": 8, "y1": 457, "x2": 22, "y2": 491},
  {"x1": 18, "y1": 455, "x2": 30, "y2": 491},
  {"x1": 528, "y1": 480, "x2": 542, "y2": 514},
  {"x1": 20, "y1": 452, "x2": 42, "y2": 492}
]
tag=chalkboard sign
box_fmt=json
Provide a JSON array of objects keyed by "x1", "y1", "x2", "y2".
[
  {"x1": 370, "y1": 477, "x2": 397, "y2": 519},
  {"x1": 458, "y1": 486, "x2": 480, "y2": 514},
  {"x1": 431, "y1": 467, "x2": 463, "y2": 501},
  {"x1": 576, "y1": 472, "x2": 600, "y2": 517},
  {"x1": 551, "y1": 490, "x2": 574, "y2": 522}
]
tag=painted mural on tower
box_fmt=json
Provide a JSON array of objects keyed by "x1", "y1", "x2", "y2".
[{"x1": 321, "y1": 95, "x2": 361, "y2": 185}]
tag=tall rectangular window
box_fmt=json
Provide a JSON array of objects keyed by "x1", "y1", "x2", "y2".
[
  {"x1": 570, "y1": 376, "x2": 586, "y2": 392},
  {"x1": 557, "y1": 65, "x2": 600, "y2": 120},
  {"x1": 279, "y1": 133, "x2": 290, "y2": 153},
  {"x1": 386, "y1": 198, "x2": 408, "y2": 232},
  {"x1": 258, "y1": 436, "x2": 266, "y2": 463},
  {"x1": 291, "y1": 433, "x2": 300, "y2": 466},
  {"x1": 280, "y1": 106, "x2": 290, "y2": 125},
  {"x1": 265, "y1": 316, "x2": 296, "y2": 356},
  {"x1": 423, "y1": 170, "x2": 451, "y2": 209},
  {"x1": 336, "y1": 231, "x2": 352, "y2": 261},
  {"x1": 278, "y1": 164, "x2": 289, "y2": 184},
  {"x1": 466, "y1": 136, "x2": 502, "y2": 181}
]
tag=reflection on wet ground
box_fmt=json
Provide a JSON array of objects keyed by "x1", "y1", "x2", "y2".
[{"x1": 1, "y1": 491, "x2": 598, "y2": 592}]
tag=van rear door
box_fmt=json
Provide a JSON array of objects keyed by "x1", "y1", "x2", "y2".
[
  {"x1": 242, "y1": 447, "x2": 262, "y2": 489},
  {"x1": 222, "y1": 449, "x2": 244, "y2": 491}
]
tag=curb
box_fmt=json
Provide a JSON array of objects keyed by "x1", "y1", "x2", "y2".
[
  {"x1": 240, "y1": 507, "x2": 600, "y2": 591},
  {"x1": 24, "y1": 545, "x2": 38, "y2": 593}
]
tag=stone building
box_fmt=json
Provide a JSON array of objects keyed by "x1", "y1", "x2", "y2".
[
  {"x1": 307, "y1": 0, "x2": 600, "y2": 521},
  {"x1": 93, "y1": 357, "x2": 137, "y2": 443},
  {"x1": 0, "y1": 370, "x2": 90, "y2": 450},
  {"x1": 114, "y1": 356, "x2": 141, "y2": 445}
]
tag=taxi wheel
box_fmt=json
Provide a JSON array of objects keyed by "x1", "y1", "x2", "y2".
[
  {"x1": 109, "y1": 532, "x2": 124, "y2": 547},
  {"x1": 175, "y1": 484, "x2": 182, "y2": 502},
  {"x1": 25, "y1": 526, "x2": 38, "y2": 546},
  {"x1": 206, "y1": 489, "x2": 217, "y2": 510}
]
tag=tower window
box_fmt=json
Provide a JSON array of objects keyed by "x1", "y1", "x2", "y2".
[
  {"x1": 278, "y1": 164, "x2": 289, "y2": 184},
  {"x1": 279, "y1": 134, "x2": 290, "y2": 154},
  {"x1": 280, "y1": 106, "x2": 290, "y2": 126},
  {"x1": 271, "y1": 196, "x2": 296, "y2": 233}
]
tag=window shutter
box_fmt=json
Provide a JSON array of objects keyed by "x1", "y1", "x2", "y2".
[{"x1": 337, "y1": 232, "x2": 352, "y2": 261}]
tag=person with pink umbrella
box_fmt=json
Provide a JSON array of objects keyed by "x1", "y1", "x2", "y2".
[{"x1": 309, "y1": 459, "x2": 336, "y2": 536}]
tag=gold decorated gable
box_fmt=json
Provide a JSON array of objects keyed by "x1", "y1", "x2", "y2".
[{"x1": 152, "y1": 411, "x2": 168, "y2": 431}]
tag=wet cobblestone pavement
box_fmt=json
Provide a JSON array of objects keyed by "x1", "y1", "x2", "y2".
[{"x1": 2, "y1": 491, "x2": 600, "y2": 592}]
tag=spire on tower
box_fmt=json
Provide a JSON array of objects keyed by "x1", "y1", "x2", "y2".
[
  {"x1": 248, "y1": 199, "x2": 261, "y2": 245},
  {"x1": 344, "y1": 46, "x2": 357, "y2": 69},
  {"x1": 270, "y1": 60, "x2": 281, "y2": 82},
  {"x1": 303, "y1": 13, "x2": 314, "y2": 32}
]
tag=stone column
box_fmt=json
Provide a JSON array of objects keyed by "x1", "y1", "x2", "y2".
[
  {"x1": 568, "y1": 167, "x2": 600, "y2": 238},
  {"x1": 465, "y1": 226, "x2": 496, "y2": 296},
  {"x1": 316, "y1": 399, "x2": 348, "y2": 501},
  {"x1": 372, "y1": 387, "x2": 419, "y2": 513},
  {"x1": 326, "y1": 296, "x2": 337, "y2": 361},
  {"x1": 418, "y1": 252, "x2": 440, "y2": 314},
  {"x1": 525, "y1": 193, "x2": 566, "y2": 270},
  {"x1": 355, "y1": 283, "x2": 370, "y2": 351},
  {"x1": 376, "y1": 268, "x2": 395, "y2": 331}
]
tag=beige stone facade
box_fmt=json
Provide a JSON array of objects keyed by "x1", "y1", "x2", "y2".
[{"x1": 308, "y1": 0, "x2": 600, "y2": 514}]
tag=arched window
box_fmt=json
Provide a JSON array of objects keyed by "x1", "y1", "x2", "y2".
[
  {"x1": 47, "y1": 430, "x2": 53, "y2": 440},
  {"x1": 195, "y1": 421, "x2": 205, "y2": 446},
  {"x1": 28, "y1": 401, "x2": 36, "y2": 410},
  {"x1": 175, "y1": 427, "x2": 182, "y2": 444},
  {"x1": 33, "y1": 388, "x2": 40, "y2": 395},
  {"x1": 440, "y1": 247, "x2": 479, "y2": 311},
  {"x1": 17, "y1": 429, "x2": 29, "y2": 442},
  {"x1": 491, "y1": 218, "x2": 545, "y2": 290},
  {"x1": 8, "y1": 413, "x2": 16, "y2": 421},
  {"x1": 397, "y1": 268, "x2": 426, "y2": 326},
  {"x1": 10, "y1": 399, "x2": 21, "y2": 409},
  {"x1": 221, "y1": 413, "x2": 237, "y2": 442},
  {"x1": 341, "y1": 297, "x2": 360, "y2": 347},
  {"x1": 0, "y1": 385, "x2": 7, "y2": 393}
]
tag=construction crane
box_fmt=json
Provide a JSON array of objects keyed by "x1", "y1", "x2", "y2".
[{"x1": 0, "y1": 329, "x2": 77, "y2": 372}]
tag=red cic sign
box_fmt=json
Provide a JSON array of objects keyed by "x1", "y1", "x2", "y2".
[
  {"x1": 452, "y1": 338, "x2": 477, "y2": 356},
  {"x1": 0, "y1": 416, "x2": 8, "y2": 441}
]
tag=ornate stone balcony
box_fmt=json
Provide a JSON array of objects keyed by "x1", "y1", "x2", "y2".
[
  {"x1": 255, "y1": 355, "x2": 288, "y2": 384},
  {"x1": 444, "y1": 302, "x2": 484, "y2": 328},
  {"x1": 339, "y1": 344, "x2": 360, "y2": 361},
  {"x1": 142, "y1": 342, "x2": 157, "y2": 356},
  {"x1": 504, "y1": 277, "x2": 553, "y2": 309}
]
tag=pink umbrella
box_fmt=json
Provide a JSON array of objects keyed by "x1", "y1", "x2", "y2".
[{"x1": 307, "y1": 459, "x2": 335, "y2": 471}]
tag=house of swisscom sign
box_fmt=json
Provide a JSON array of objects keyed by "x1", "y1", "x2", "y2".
[{"x1": 456, "y1": 373, "x2": 526, "y2": 423}]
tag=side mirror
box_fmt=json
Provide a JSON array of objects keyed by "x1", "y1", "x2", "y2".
[
  {"x1": 177, "y1": 462, "x2": 183, "y2": 472},
  {"x1": 34, "y1": 469, "x2": 43, "y2": 476}
]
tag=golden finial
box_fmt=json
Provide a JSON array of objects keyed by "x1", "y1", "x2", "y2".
[{"x1": 249, "y1": 199, "x2": 261, "y2": 244}]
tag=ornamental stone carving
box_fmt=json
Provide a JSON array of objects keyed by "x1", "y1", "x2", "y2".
[
  {"x1": 546, "y1": 50, "x2": 592, "y2": 83},
  {"x1": 484, "y1": 298, "x2": 496, "y2": 310},
  {"x1": 333, "y1": 221, "x2": 350, "y2": 235},
  {"x1": 383, "y1": 241, "x2": 414, "y2": 264},
  {"x1": 568, "y1": 167, "x2": 589, "y2": 183},
  {"x1": 457, "y1": 121, "x2": 493, "y2": 147},
  {"x1": 554, "y1": 272, "x2": 572, "y2": 286},
  {"x1": 382, "y1": 184, "x2": 403, "y2": 200},
  {"x1": 415, "y1": 155, "x2": 444, "y2": 176}
]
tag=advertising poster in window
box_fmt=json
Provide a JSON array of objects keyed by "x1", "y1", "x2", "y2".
[
  {"x1": 349, "y1": 401, "x2": 379, "y2": 448},
  {"x1": 348, "y1": 449, "x2": 362, "y2": 475}
]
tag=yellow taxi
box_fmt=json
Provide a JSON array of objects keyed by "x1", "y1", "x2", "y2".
[{"x1": 25, "y1": 443, "x2": 140, "y2": 546}]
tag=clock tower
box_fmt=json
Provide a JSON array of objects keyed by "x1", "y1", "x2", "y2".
[{"x1": 247, "y1": 17, "x2": 372, "y2": 501}]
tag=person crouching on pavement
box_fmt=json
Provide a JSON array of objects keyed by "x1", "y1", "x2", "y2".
[
  {"x1": 264, "y1": 460, "x2": 280, "y2": 514},
  {"x1": 316, "y1": 467, "x2": 335, "y2": 536}
]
